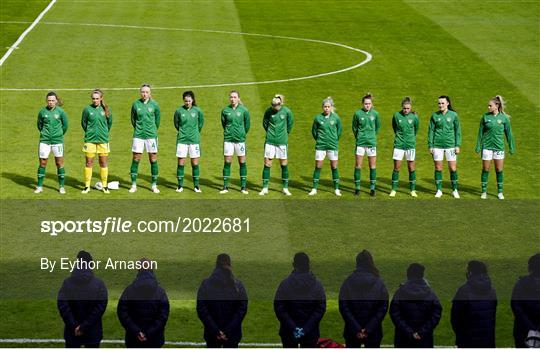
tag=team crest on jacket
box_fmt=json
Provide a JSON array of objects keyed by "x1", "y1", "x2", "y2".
[
  {"x1": 446, "y1": 117, "x2": 451, "y2": 122},
  {"x1": 236, "y1": 112, "x2": 241, "y2": 116},
  {"x1": 101, "y1": 111, "x2": 105, "y2": 116},
  {"x1": 497, "y1": 119, "x2": 502, "y2": 124},
  {"x1": 54, "y1": 114, "x2": 60, "y2": 119},
  {"x1": 330, "y1": 120, "x2": 335, "y2": 125},
  {"x1": 370, "y1": 116, "x2": 375, "y2": 121},
  {"x1": 408, "y1": 119, "x2": 413, "y2": 124},
  {"x1": 280, "y1": 114, "x2": 285, "y2": 119},
  {"x1": 148, "y1": 108, "x2": 153, "y2": 112},
  {"x1": 191, "y1": 112, "x2": 197, "y2": 117}
]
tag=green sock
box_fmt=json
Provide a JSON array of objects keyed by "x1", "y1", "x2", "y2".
[
  {"x1": 392, "y1": 170, "x2": 399, "y2": 190},
  {"x1": 223, "y1": 162, "x2": 231, "y2": 187},
  {"x1": 369, "y1": 168, "x2": 376, "y2": 190},
  {"x1": 409, "y1": 171, "x2": 416, "y2": 191},
  {"x1": 281, "y1": 165, "x2": 289, "y2": 189},
  {"x1": 481, "y1": 170, "x2": 489, "y2": 193},
  {"x1": 57, "y1": 167, "x2": 65, "y2": 187},
  {"x1": 313, "y1": 167, "x2": 321, "y2": 189},
  {"x1": 332, "y1": 168, "x2": 340, "y2": 189},
  {"x1": 37, "y1": 166, "x2": 46, "y2": 187},
  {"x1": 150, "y1": 161, "x2": 158, "y2": 186},
  {"x1": 262, "y1": 166, "x2": 271, "y2": 188},
  {"x1": 192, "y1": 165, "x2": 200, "y2": 188},
  {"x1": 450, "y1": 171, "x2": 458, "y2": 191},
  {"x1": 496, "y1": 171, "x2": 503, "y2": 193},
  {"x1": 130, "y1": 160, "x2": 139, "y2": 185},
  {"x1": 176, "y1": 165, "x2": 185, "y2": 187},
  {"x1": 354, "y1": 168, "x2": 361, "y2": 190},
  {"x1": 240, "y1": 162, "x2": 247, "y2": 188},
  {"x1": 435, "y1": 170, "x2": 443, "y2": 191}
]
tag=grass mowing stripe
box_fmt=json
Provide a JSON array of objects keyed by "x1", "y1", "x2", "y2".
[{"x1": 0, "y1": 0, "x2": 56, "y2": 66}]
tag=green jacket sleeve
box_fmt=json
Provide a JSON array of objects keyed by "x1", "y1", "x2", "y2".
[
  {"x1": 475, "y1": 117, "x2": 484, "y2": 153},
  {"x1": 392, "y1": 114, "x2": 397, "y2": 134},
  {"x1": 173, "y1": 110, "x2": 180, "y2": 131},
  {"x1": 505, "y1": 117, "x2": 516, "y2": 154},
  {"x1": 312, "y1": 119, "x2": 318, "y2": 140},
  {"x1": 262, "y1": 110, "x2": 270, "y2": 131},
  {"x1": 427, "y1": 116, "x2": 435, "y2": 148},
  {"x1": 375, "y1": 113, "x2": 381, "y2": 134},
  {"x1": 352, "y1": 113, "x2": 358, "y2": 135},
  {"x1": 106, "y1": 109, "x2": 112, "y2": 131},
  {"x1": 221, "y1": 110, "x2": 227, "y2": 130},
  {"x1": 337, "y1": 116, "x2": 343, "y2": 139},
  {"x1": 244, "y1": 109, "x2": 250, "y2": 134},
  {"x1": 454, "y1": 114, "x2": 462, "y2": 147},
  {"x1": 61, "y1": 111, "x2": 68, "y2": 134},
  {"x1": 130, "y1": 104, "x2": 137, "y2": 129},
  {"x1": 414, "y1": 114, "x2": 419, "y2": 135},
  {"x1": 81, "y1": 109, "x2": 88, "y2": 132},
  {"x1": 37, "y1": 112, "x2": 43, "y2": 131},
  {"x1": 198, "y1": 110, "x2": 204, "y2": 132},
  {"x1": 287, "y1": 109, "x2": 294, "y2": 134},
  {"x1": 154, "y1": 104, "x2": 161, "y2": 129}
]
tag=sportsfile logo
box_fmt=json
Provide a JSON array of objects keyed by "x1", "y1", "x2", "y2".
[{"x1": 41, "y1": 217, "x2": 250, "y2": 236}]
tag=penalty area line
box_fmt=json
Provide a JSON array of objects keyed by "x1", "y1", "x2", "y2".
[{"x1": 0, "y1": 0, "x2": 57, "y2": 66}]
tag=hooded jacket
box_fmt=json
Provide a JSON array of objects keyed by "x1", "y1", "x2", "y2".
[
  {"x1": 117, "y1": 270, "x2": 170, "y2": 347},
  {"x1": 274, "y1": 270, "x2": 326, "y2": 340},
  {"x1": 196, "y1": 267, "x2": 248, "y2": 343},
  {"x1": 390, "y1": 278, "x2": 442, "y2": 347},
  {"x1": 57, "y1": 268, "x2": 108, "y2": 344},
  {"x1": 511, "y1": 274, "x2": 540, "y2": 347},
  {"x1": 451, "y1": 274, "x2": 497, "y2": 347},
  {"x1": 339, "y1": 268, "x2": 389, "y2": 342}
]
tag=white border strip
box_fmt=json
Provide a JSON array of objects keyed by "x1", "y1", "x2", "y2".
[
  {"x1": 0, "y1": 338, "x2": 281, "y2": 347},
  {"x1": 0, "y1": 21, "x2": 372, "y2": 91},
  {"x1": 0, "y1": 0, "x2": 57, "y2": 66}
]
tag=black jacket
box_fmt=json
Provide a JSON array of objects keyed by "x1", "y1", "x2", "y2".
[
  {"x1": 117, "y1": 270, "x2": 170, "y2": 347},
  {"x1": 451, "y1": 274, "x2": 497, "y2": 347},
  {"x1": 57, "y1": 268, "x2": 108, "y2": 344},
  {"x1": 196, "y1": 267, "x2": 248, "y2": 343},
  {"x1": 339, "y1": 268, "x2": 389, "y2": 342},
  {"x1": 274, "y1": 271, "x2": 326, "y2": 341},
  {"x1": 389, "y1": 278, "x2": 442, "y2": 348},
  {"x1": 511, "y1": 275, "x2": 540, "y2": 347}
]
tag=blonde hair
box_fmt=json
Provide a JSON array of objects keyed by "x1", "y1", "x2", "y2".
[
  {"x1": 272, "y1": 94, "x2": 285, "y2": 105},
  {"x1": 91, "y1": 88, "x2": 110, "y2": 117},
  {"x1": 322, "y1": 96, "x2": 335, "y2": 112},
  {"x1": 491, "y1": 95, "x2": 507, "y2": 115}
]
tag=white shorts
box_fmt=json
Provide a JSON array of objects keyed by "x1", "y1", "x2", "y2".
[
  {"x1": 39, "y1": 143, "x2": 64, "y2": 158},
  {"x1": 132, "y1": 138, "x2": 158, "y2": 153},
  {"x1": 393, "y1": 148, "x2": 416, "y2": 161},
  {"x1": 315, "y1": 150, "x2": 338, "y2": 161},
  {"x1": 176, "y1": 143, "x2": 200, "y2": 158},
  {"x1": 264, "y1": 144, "x2": 287, "y2": 159},
  {"x1": 482, "y1": 149, "x2": 505, "y2": 160},
  {"x1": 433, "y1": 148, "x2": 457, "y2": 162},
  {"x1": 356, "y1": 146, "x2": 377, "y2": 157},
  {"x1": 224, "y1": 142, "x2": 246, "y2": 156}
]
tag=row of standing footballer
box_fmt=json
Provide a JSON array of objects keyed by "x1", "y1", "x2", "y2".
[
  {"x1": 34, "y1": 85, "x2": 515, "y2": 198},
  {"x1": 56, "y1": 251, "x2": 540, "y2": 348}
]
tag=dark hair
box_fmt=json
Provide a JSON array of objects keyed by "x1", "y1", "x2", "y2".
[
  {"x1": 362, "y1": 92, "x2": 373, "y2": 103},
  {"x1": 355, "y1": 249, "x2": 379, "y2": 277},
  {"x1": 529, "y1": 253, "x2": 540, "y2": 276},
  {"x1": 467, "y1": 260, "x2": 488, "y2": 276},
  {"x1": 76, "y1": 250, "x2": 92, "y2": 262},
  {"x1": 438, "y1": 95, "x2": 455, "y2": 112},
  {"x1": 293, "y1": 252, "x2": 310, "y2": 273},
  {"x1": 91, "y1": 89, "x2": 110, "y2": 117},
  {"x1": 216, "y1": 253, "x2": 231, "y2": 268},
  {"x1": 407, "y1": 263, "x2": 425, "y2": 280},
  {"x1": 45, "y1": 91, "x2": 63, "y2": 107},
  {"x1": 182, "y1": 90, "x2": 197, "y2": 106}
]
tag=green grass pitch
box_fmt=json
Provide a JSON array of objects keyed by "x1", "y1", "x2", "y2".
[{"x1": 1, "y1": 0, "x2": 539, "y2": 347}]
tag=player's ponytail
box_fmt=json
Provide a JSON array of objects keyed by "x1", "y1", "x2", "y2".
[
  {"x1": 362, "y1": 92, "x2": 373, "y2": 103},
  {"x1": 492, "y1": 95, "x2": 509, "y2": 117},
  {"x1": 92, "y1": 89, "x2": 110, "y2": 117},
  {"x1": 439, "y1": 95, "x2": 455, "y2": 112},
  {"x1": 46, "y1": 91, "x2": 63, "y2": 107}
]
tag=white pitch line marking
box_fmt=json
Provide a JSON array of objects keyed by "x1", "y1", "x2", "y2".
[{"x1": 0, "y1": 21, "x2": 372, "y2": 91}]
